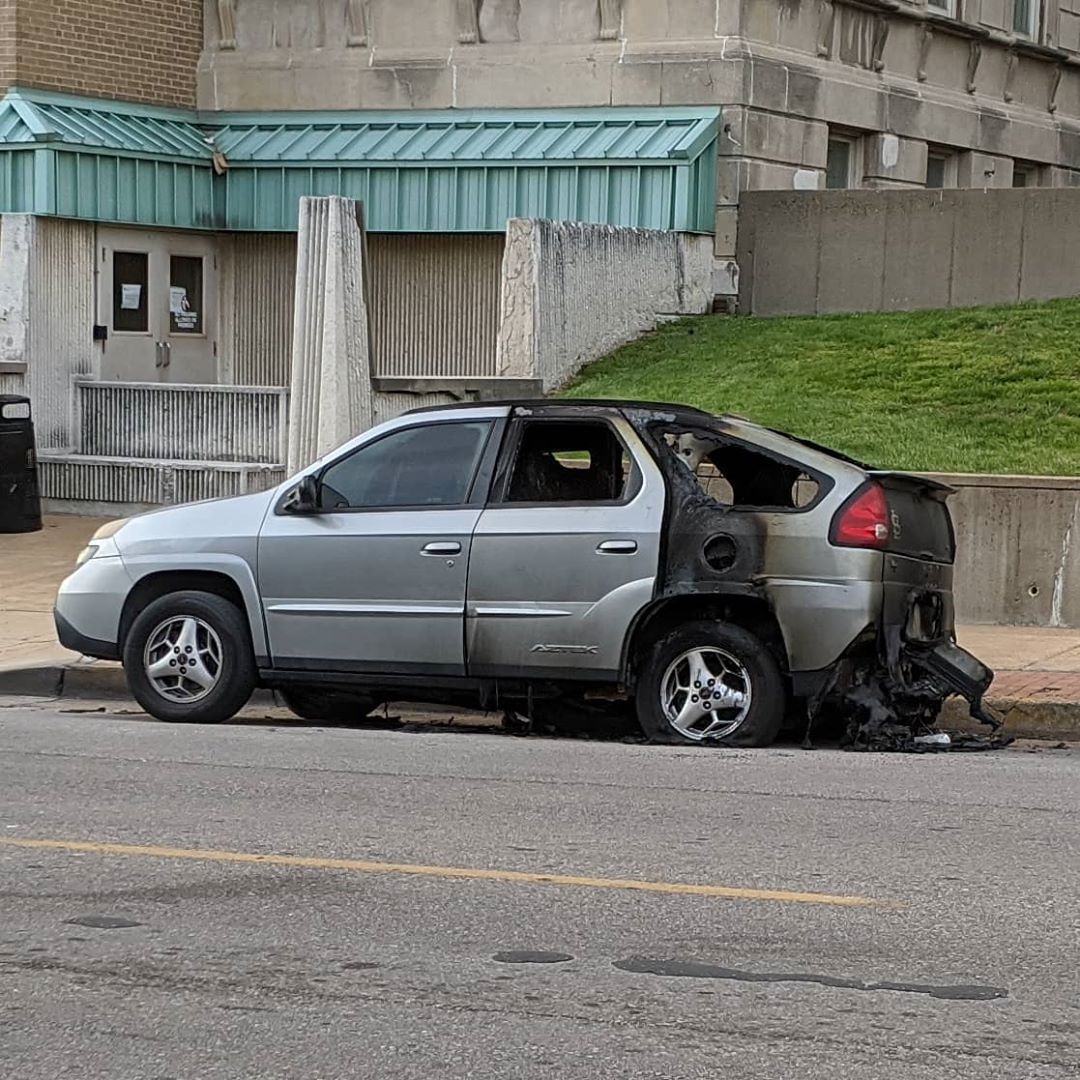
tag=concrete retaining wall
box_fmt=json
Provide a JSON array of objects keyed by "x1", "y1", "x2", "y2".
[
  {"x1": 938, "y1": 473, "x2": 1080, "y2": 629},
  {"x1": 496, "y1": 218, "x2": 713, "y2": 391},
  {"x1": 737, "y1": 189, "x2": 1080, "y2": 317}
]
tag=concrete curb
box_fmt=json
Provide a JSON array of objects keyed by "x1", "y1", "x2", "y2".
[
  {"x1": 0, "y1": 663, "x2": 128, "y2": 700},
  {"x1": 0, "y1": 663, "x2": 276, "y2": 709},
  {"x1": 941, "y1": 698, "x2": 1080, "y2": 743},
  {"x1": 0, "y1": 661, "x2": 1078, "y2": 742}
]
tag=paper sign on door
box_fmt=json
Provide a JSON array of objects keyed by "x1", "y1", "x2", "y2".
[
  {"x1": 170, "y1": 286, "x2": 199, "y2": 331},
  {"x1": 120, "y1": 284, "x2": 142, "y2": 310}
]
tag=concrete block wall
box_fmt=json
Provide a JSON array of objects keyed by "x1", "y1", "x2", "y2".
[
  {"x1": 737, "y1": 187, "x2": 1080, "y2": 316},
  {"x1": 941, "y1": 475, "x2": 1080, "y2": 628},
  {"x1": 495, "y1": 218, "x2": 713, "y2": 392}
]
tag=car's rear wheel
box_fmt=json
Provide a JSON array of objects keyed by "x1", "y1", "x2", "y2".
[
  {"x1": 635, "y1": 621, "x2": 785, "y2": 747},
  {"x1": 123, "y1": 590, "x2": 257, "y2": 724},
  {"x1": 279, "y1": 688, "x2": 378, "y2": 726}
]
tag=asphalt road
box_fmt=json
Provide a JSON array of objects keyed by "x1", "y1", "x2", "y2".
[{"x1": 2, "y1": 705, "x2": 1079, "y2": 1079}]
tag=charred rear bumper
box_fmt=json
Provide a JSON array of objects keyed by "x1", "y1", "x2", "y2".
[{"x1": 905, "y1": 640, "x2": 998, "y2": 730}]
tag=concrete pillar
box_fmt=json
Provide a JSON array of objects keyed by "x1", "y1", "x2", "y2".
[
  {"x1": 494, "y1": 218, "x2": 540, "y2": 381},
  {"x1": 1047, "y1": 165, "x2": 1080, "y2": 188},
  {"x1": 287, "y1": 196, "x2": 373, "y2": 474},
  {"x1": 957, "y1": 152, "x2": 1014, "y2": 189},
  {"x1": 0, "y1": 214, "x2": 35, "y2": 371},
  {"x1": 862, "y1": 134, "x2": 928, "y2": 189}
]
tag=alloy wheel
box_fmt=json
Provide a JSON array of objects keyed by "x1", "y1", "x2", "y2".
[{"x1": 660, "y1": 646, "x2": 753, "y2": 741}]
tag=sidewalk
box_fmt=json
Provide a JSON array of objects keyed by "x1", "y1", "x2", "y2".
[
  {"x1": 0, "y1": 514, "x2": 111, "y2": 669},
  {"x1": 2, "y1": 515, "x2": 1080, "y2": 738}
]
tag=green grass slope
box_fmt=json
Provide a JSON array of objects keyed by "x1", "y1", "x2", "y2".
[{"x1": 562, "y1": 300, "x2": 1080, "y2": 475}]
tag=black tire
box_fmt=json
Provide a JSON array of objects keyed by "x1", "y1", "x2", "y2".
[
  {"x1": 635, "y1": 620, "x2": 785, "y2": 748},
  {"x1": 123, "y1": 590, "x2": 257, "y2": 724},
  {"x1": 280, "y1": 688, "x2": 377, "y2": 726}
]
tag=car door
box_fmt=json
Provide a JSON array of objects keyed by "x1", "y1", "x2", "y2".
[
  {"x1": 258, "y1": 414, "x2": 502, "y2": 676},
  {"x1": 466, "y1": 411, "x2": 665, "y2": 680}
]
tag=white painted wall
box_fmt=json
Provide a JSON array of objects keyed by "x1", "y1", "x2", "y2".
[{"x1": 495, "y1": 219, "x2": 714, "y2": 392}]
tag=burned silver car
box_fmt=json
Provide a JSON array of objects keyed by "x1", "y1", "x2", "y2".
[{"x1": 55, "y1": 400, "x2": 997, "y2": 749}]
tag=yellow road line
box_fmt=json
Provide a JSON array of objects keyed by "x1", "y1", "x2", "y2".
[{"x1": 0, "y1": 837, "x2": 897, "y2": 909}]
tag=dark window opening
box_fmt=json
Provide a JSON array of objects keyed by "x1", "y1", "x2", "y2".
[
  {"x1": 507, "y1": 421, "x2": 632, "y2": 504},
  {"x1": 319, "y1": 421, "x2": 491, "y2": 510},
  {"x1": 663, "y1": 430, "x2": 820, "y2": 510},
  {"x1": 926, "y1": 154, "x2": 947, "y2": 189},
  {"x1": 1013, "y1": 0, "x2": 1036, "y2": 36},
  {"x1": 170, "y1": 255, "x2": 204, "y2": 335},
  {"x1": 826, "y1": 138, "x2": 853, "y2": 190},
  {"x1": 1013, "y1": 162, "x2": 1041, "y2": 188},
  {"x1": 113, "y1": 251, "x2": 149, "y2": 333}
]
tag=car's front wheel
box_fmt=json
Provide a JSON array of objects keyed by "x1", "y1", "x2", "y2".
[
  {"x1": 123, "y1": 590, "x2": 257, "y2": 724},
  {"x1": 635, "y1": 621, "x2": 785, "y2": 747}
]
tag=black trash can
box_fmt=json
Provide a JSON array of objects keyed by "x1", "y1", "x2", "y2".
[{"x1": 0, "y1": 395, "x2": 43, "y2": 533}]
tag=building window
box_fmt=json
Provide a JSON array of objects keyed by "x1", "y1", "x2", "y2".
[
  {"x1": 927, "y1": 0, "x2": 957, "y2": 16},
  {"x1": 926, "y1": 151, "x2": 956, "y2": 189},
  {"x1": 826, "y1": 137, "x2": 857, "y2": 189},
  {"x1": 169, "y1": 256, "x2": 204, "y2": 335},
  {"x1": 113, "y1": 251, "x2": 149, "y2": 334},
  {"x1": 1013, "y1": 162, "x2": 1042, "y2": 187},
  {"x1": 1013, "y1": 0, "x2": 1040, "y2": 38}
]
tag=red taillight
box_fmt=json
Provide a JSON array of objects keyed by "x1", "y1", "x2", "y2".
[{"x1": 831, "y1": 482, "x2": 890, "y2": 549}]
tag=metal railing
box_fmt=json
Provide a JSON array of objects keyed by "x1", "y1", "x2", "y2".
[{"x1": 74, "y1": 379, "x2": 289, "y2": 464}]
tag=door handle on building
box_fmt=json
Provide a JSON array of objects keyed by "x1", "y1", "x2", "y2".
[
  {"x1": 162, "y1": 341, "x2": 171, "y2": 368},
  {"x1": 597, "y1": 540, "x2": 637, "y2": 555},
  {"x1": 154, "y1": 341, "x2": 164, "y2": 368},
  {"x1": 421, "y1": 541, "x2": 462, "y2": 556}
]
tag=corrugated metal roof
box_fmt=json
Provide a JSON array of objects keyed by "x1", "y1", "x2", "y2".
[
  {"x1": 0, "y1": 89, "x2": 212, "y2": 160},
  {"x1": 0, "y1": 90, "x2": 720, "y2": 234},
  {"x1": 209, "y1": 108, "x2": 720, "y2": 166}
]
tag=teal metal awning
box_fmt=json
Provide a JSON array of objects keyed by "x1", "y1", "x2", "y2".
[{"x1": 0, "y1": 89, "x2": 719, "y2": 234}]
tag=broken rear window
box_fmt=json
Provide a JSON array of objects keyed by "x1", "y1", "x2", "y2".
[{"x1": 662, "y1": 430, "x2": 821, "y2": 511}]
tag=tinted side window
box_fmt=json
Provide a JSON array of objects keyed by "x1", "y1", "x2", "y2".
[
  {"x1": 319, "y1": 422, "x2": 491, "y2": 510},
  {"x1": 506, "y1": 420, "x2": 631, "y2": 504}
]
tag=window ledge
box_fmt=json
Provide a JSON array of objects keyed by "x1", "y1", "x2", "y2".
[
  {"x1": 835, "y1": 0, "x2": 902, "y2": 13},
  {"x1": 922, "y1": 12, "x2": 991, "y2": 42},
  {"x1": 0, "y1": 360, "x2": 27, "y2": 375}
]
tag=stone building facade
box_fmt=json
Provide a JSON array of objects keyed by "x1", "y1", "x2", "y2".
[{"x1": 201, "y1": 0, "x2": 1080, "y2": 260}]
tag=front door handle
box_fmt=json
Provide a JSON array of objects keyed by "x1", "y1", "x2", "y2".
[
  {"x1": 597, "y1": 540, "x2": 638, "y2": 555},
  {"x1": 422, "y1": 541, "x2": 462, "y2": 556},
  {"x1": 162, "y1": 341, "x2": 171, "y2": 368}
]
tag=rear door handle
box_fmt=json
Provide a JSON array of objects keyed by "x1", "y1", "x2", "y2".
[
  {"x1": 597, "y1": 540, "x2": 638, "y2": 555},
  {"x1": 422, "y1": 541, "x2": 462, "y2": 556}
]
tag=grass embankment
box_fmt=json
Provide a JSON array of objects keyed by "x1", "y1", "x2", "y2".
[{"x1": 562, "y1": 300, "x2": 1080, "y2": 475}]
